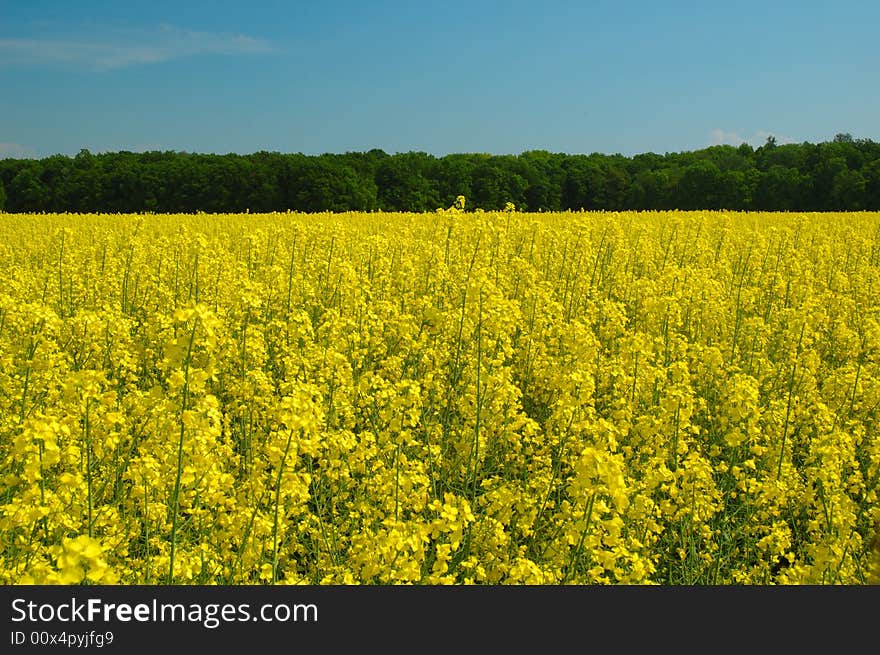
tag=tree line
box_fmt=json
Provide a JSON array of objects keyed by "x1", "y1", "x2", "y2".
[{"x1": 1, "y1": 134, "x2": 879, "y2": 214}]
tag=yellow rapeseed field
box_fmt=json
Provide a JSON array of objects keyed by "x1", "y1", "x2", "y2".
[{"x1": 1, "y1": 208, "x2": 879, "y2": 585}]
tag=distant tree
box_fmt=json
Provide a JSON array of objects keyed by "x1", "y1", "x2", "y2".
[
  {"x1": 436, "y1": 155, "x2": 475, "y2": 207},
  {"x1": 1, "y1": 136, "x2": 877, "y2": 213},
  {"x1": 8, "y1": 165, "x2": 50, "y2": 212},
  {"x1": 562, "y1": 156, "x2": 605, "y2": 210},
  {"x1": 172, "y1": 155, "x2": 213, "y2": 212},
  {"x1": 600, "y1": 159, "x2": 631, "y2": 209},
  {"x1": 375, "y1": 152, "x2": 439, "y2": 211},
  {"x1": 519, "y1": 150, "x2": 564, "y2": 211},
  {"x1": 293, "y1": 158, "x2": 376, "y2": 212},
  {"x1": 470, "y1": 161, "x2": 507, "y2": 209},
  {"x1": 673, "y1": 160, "x2": 725, "y2": 209},
  {"x1": 0, "y1": 179, "x2": 6, "y2": 210},
  {"x1": 102, "y1": 154, "x2": 161, "y2": 213},
  {"x1": 755, "y1": 142, "x2": 810, "y2": 171},
  {"x1": 626, "y1": 169, "x2": 670, "y2": 209},
  {"x1": 469, "y1": 156, "x2": 528, "y2": 209},
  {"x1": 243, "y1": 152, "x2": 284, "y2": 212},
  {"x1": 58, "y1": 149, "x2": 103, "y2": 211},
  {"x1": 812, "y1": 154, "x2": 849, "y2": 210},
  {"x1": 832, "y1": 168, "x2": 866, "y2": 209},
  {"x1": 717, "y1": 170, "x2": 753, "y2": 209},
  {"x1": 864, "y1": 160, "x2": 880, "y2": 210},
  {"x1": 754, "y1": 165, "x2": 810, "y2": 211},
  {"x1": 737, "y1": 142, "x2": 754, "y2": 158}
]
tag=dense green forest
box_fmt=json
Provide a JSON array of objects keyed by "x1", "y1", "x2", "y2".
[{"x1": 1, "y1": 134, "x2": 879, "y2": 213}]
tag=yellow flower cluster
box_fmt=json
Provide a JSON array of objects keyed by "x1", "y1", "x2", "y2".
[{"x1": 1, "y1": 209, "x2": 879, "y2": 584}]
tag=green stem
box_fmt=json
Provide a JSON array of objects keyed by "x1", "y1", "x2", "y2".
[
  {"x1": 470, "y1": 292, "x2": 484, "y2": 502},
  {"x1": 394, "y1": 442, "x2": 401, "y2": 521},
  {"x1": 272, "y1": 428, "x2": 296, "y2": 584},
  {"x1": 144, "y1": 475, "x2": 151, "y2": 584},
  {"x1": 563, "y1": 492, "x2": 596, "y2": 584},
  {"x1": 168, "y1": 318, "x2": 199, "y2": 584},
  {"x1": 85, "y1": 398, "x2": 93, "y2": 538},
  {"x1": 777, "y1": 323, "x2": 805, "y2": 480}
]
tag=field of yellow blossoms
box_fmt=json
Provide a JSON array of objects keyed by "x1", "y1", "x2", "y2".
[{"x1": 1, "y1": 207, "x2": 879, "y2": 585}]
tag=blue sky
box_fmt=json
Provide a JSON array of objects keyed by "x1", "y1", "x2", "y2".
[{"x1": 1, "y1": 0, "x2": 878, "y2": 159}]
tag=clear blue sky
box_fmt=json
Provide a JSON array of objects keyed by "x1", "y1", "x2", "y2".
[{"x1": 1, "y1": 0, "x2": 878, "y2": 159}]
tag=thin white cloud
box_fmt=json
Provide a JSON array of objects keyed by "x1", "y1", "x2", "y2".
[
  {"x1": 709, "y1": 129, "x2": 796, "y2": 148},
  {"x1": 709, "y1": 129, "x2": 747, "y2": 146},
  {"x1": 0, "y1": 24, "x2": 275, "y2": 71},
  {"x1": 0, "y1": 142, "x2": 37, "y2": 159}
]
